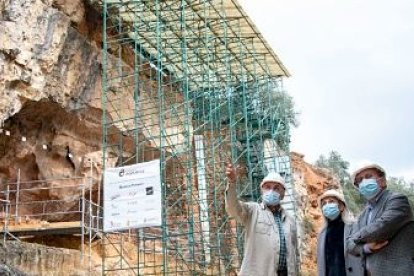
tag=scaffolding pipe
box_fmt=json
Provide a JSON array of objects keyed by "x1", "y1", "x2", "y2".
[
  {"x1": 14, "y1": 168, "x2": 20, "y2": 224},
  {"x1": 81, "y1": 183, "x2": 85, "y2": 260}
]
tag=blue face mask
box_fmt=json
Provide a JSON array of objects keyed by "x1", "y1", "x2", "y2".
[
  {"x1": 262, "y1": 190, "x2": 281, "y2": 206},
  {"x1": 359, "y1": 178, "x2": 380, "y2": 200},
  {"x1": 322, "y1": 203, "x2": 341, "y2": 221}
]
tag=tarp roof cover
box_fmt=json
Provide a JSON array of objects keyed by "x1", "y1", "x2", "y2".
[{"x1": 104, "y1": 0, "x2": 289, "y2": 89}]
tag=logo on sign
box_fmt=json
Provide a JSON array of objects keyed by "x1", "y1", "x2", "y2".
[
  {"x1": 119, "y1": 169, "x2": 125, "y2": 177},
  {"x1": 146, "y1": 187, "x2": 154, "y2": 195}
]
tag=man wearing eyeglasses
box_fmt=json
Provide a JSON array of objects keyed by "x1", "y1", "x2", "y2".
[{"x1": 346, "y1": 164, "x2": 414, "y2": 276}]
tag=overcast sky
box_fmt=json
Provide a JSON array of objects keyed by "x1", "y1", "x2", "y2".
[{"x1": 239, "y1": 0, "x2": 414, "y2": 180}]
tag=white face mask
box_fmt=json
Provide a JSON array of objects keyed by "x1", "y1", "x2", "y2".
[
  {"x1": 262, "y1": 190, "x2": 281, "y2": 206},
  {"x1": 322, "y1": 203, "x2": 341, "y2": 220},
  {"x1": 359, "y1": 178, "x2": 380, "y2": 200}
]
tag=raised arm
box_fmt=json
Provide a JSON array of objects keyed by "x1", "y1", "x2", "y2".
[{"x1": 224, "y1": 163, "x2": 253, "y2": 225}]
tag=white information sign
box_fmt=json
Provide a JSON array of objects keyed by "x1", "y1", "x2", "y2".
[{"x1": 103, "y1": 159, "x2": 161, "y2": 232}]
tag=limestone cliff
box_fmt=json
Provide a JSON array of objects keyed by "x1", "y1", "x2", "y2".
[{"x1": 1, "y1": 0, "x2": 111, "y2": 273}]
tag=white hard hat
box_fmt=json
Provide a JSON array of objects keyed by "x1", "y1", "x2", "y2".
[
  {"x1": 260, "y1": 172, "x2": 286, "y2": 190},
  {"x1": 351, "y1": 163, "x2": 386, "y2": 187},
  {"x1": 318, "y1": 189, "x2": 346, "y2": 208}
]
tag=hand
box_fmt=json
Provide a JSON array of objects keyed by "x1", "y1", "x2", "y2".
[
  {"x1": 225, "y1": 163, "x2": 238, "y2": 185},
  {"x1": 367, "y1": 240, "x2": 388, "y2": 252}
]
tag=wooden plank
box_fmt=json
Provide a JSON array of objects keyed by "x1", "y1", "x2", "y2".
[{"x1": 5, "y1": 221, "x2": 81, "y2": 233}]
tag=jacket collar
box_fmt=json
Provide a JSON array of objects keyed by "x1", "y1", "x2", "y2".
[
  {"x1": 260, "y1": 202, "x2": 286, "y2": 220},
  {"x1": 367, "y1": 189, "x2": 387, "y2": 207}
]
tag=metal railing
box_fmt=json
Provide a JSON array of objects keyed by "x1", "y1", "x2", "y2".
[{"x1": 0, "y1": 173, "x2": 103, "y2": 273}]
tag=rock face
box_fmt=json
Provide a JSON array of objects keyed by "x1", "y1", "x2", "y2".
[
  {"x1": 0, "y1": 263, "x2": 27, "y2": 276},
  {"x1": 291, "y1": 152, "x2": 343, "y2": 276},
  {"x1": 0, "y1": 0, "x2": 101, "y2": 144},
  {"x1": 0, "y1": 240, "x2": 98, "y2": 276},
  {"x1": 0, "y1": 0, "x2": 112, "y2": 220},
  {"x1": 0, "y1": 1, "x2": 108, "y2": 273},
  {"x1": 1, "y1": 0, "x2": 94, "y2": 123},
  {"x1": 0, "y1": 100, "x2": 113, "y2": 222}
]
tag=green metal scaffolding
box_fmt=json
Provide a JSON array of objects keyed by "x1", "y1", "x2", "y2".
[{"x1": 100, "y1": 0, "x2": 296, "y2": 274}]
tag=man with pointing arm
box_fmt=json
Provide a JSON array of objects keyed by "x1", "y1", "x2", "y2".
[{"x1": 225, "y1": 163, "x2": 298, "y2": 276}]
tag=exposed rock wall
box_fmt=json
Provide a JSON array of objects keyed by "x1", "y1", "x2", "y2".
[
  {"x1": 0, "y1": 263, "x2": 27, "y2": 276},
  {"x1": 0, "y1": 0, "x2": 104, "y2": 172},
  {"x1": 0, "y1": 240, "x2": 99, "y2": 276},
  {"x1": 0, "y1": 1, "x2": 109, "y2": 274},
  {"x1": 0, "y1": 0, "x2": 132, "y2": 223},
  {"x1": 0, "y1": 0, "x2": 98, "y2": 123}
]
